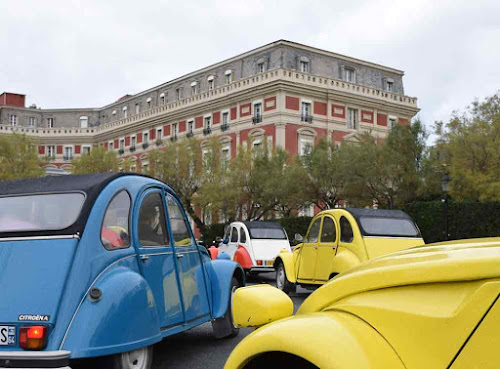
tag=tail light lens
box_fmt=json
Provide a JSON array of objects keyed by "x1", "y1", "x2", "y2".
[
  {"x1": 257, "y1": 260, "x2": 263, "y2": 265},
  {"x1": 19, "y1": 325, "x2": 47, "y2": 350}
]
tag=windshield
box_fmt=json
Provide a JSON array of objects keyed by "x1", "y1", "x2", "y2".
[
  {"x1": 359, "y1": 216, "x2": 420, "y2": 238},
  {"x1": 0, "y1": 193, "x2": 86, "y2": 233},
  {"x1": 249, "y1": 227, "x2": 287, "y2": 240}
]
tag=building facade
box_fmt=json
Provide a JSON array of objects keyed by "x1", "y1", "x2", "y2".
[{"x1": 0, "y1": 40, "x2": 419, "y2": 175}]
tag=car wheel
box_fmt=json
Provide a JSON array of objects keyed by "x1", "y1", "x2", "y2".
[
  {"x1": 212, "y1": 276, "x2": 240, "y2": 338},
  {"x1": 276, "y1": 262, "x2": 296, "y2": 294},
  {"x1": 112, "y1": 346, "x2": 153, "y2": 369}
]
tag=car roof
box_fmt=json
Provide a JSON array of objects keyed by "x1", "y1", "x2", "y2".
[
  {"x1": 0, "y1": 173, "x2": 164, "y2": 239},
  {"x1": 344, "y1": 208, "x2": 413, "y2": 221},
  {"x1": 240, "y1": 221, "x2": 284, "y2": 230}
]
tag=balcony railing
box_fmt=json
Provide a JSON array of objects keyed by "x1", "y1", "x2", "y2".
[
  {"x1": 45, "y1": 155, "x2": 56, "y2": 162},
  {"x1": 186, "y1": 131, "x2": 194, "y2": 138},
  {"x1": 129, "y1": 145, "x2": 136, "y2": 152},
  {"x1": 301, "y1": 114, "x2": 313, "y2": 123},
  {"x1": 63, "y1": 155, "x2": 73, "y2": 161},
  {"x1": 170, "y1": 135, "x2": 178, "y2": 142},
  {"x1": 203, "y1": 127, "x2": 212, "y2": 136},
  {"x1": 252, "y1": 115, "x2": 262, "y2": 124},
  {"x1": 155, "y1": 138, "x2": 162, "y2": 146},
  {"x1": 220, "y1": 123, "x2": 229, "y2": 132},
  {"x1": 142, "y1": 142, "x2": 149, "y2": 150}
]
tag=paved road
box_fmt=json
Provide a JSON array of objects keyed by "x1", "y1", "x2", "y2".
[{"x1": 152, "y1": 272, "x2": 313, "y2": 369}]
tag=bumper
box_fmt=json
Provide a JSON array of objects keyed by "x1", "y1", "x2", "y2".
[
  {"x1": 0, "y1": 350, "x2": 71, "y2": 369},
  {"x1": 249, "y1": 266, "x2": 275, "y2": 273}
]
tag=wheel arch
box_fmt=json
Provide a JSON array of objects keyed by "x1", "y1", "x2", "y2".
[{"x1": 274, "y1": 253, "x2": 296, "y2": 283}]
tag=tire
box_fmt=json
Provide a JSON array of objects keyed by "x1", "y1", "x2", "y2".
[
  {"x1": 111, "y1": 346, "x2": 153, "y2": 369},
  {"x1": 212, "y1": 276, "x2": 240, "y2": 338},
  {"x1": 276, "y1": 262, "x2": 296, "y2": 294}
]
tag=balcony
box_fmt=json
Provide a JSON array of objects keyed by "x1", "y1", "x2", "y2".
[
  {"x1": 203, "y1": 127, "x2": 212, "y2": 136},
  {"x1": 221, "y1": 123, "x2": 229, "y2": 132},
  {"x1": 301, "y1": 114, "x2": 313, "y2": 123},
  {"x1": 63, "y1": 155, "x2": 73, "y2": 161},
  {"x1": 129, "y1": 145, "x2": 136, "y2": 152},
  {"x1": 118, "y1": 149, "x2": 125, "y2": 155},
  {"x1": 170, "y1": 135, "x2": 178, "y2": 142},
  {"x1": 252, "y1": 115, "x2": 262, "y2": 124},
  {"x1": 45, "y1": 155, "x2": 56, "y2": 162},
  {"x1": 142, "y1": 142, "x2": 149, "y2": 150},
  {"x1": 155, "y1": 138, "x2": 163, "y2": 146},
  {"x1": 186, "y1": 131, "x2": 194, "y2": 138}
]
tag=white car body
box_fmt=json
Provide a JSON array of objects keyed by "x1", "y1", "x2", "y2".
[{"x1": 218, "y1": 221, "x2": 291, "y2": 273}]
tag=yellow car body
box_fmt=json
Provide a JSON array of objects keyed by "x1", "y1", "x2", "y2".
[
  {"x1": 226, "y1": 237, "x2": 500, "y2": 369},
  {"x1": 274, "y1": 208, "x2": 424, "y2": 292}
]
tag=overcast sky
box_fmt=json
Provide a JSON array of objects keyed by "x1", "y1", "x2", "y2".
[{"x1": 1, "y1": 0, "x2": 499, "y2": 137}]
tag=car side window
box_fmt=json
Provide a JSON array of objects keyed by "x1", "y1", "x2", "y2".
[
  {"x1": 321, "y1": 217, "x2": 337, "y2": 243},
  {"x1": 101, "y1": 190, "x2": 131, "y2": 250},
  {"x1": 138, "y1": 192, "x2": 168, "y2": 247},
  {"x1": 166, "y1": 193, "x2": 193, "y2": 247},
  {"x1": 306, "y1": 218, "x2": 321, "y2": 243},
  {"x1": 340, "y1": 216, "x2": 354, "y2": 243},
  {"x1": 231, "y1": 227, "x2": 238, "y2": 242},
  {"x1": 240, "y1": 227, "x2": 247, "y2": 243}
]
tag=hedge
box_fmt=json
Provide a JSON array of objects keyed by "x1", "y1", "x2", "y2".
[
  {"x1": 402, "y1": 201, "x2": 500, "y2": 243},
  {"x1": 200, "y1": 202, "x2": 500, "y2": 245}
]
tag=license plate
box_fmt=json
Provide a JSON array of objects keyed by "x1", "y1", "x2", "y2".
[
  {"x1": 265, "y1": 260, "x2": 274, "y2": 266},
  {"x1": 0, "y1": 326, "x2": 16, "y2": 346}
]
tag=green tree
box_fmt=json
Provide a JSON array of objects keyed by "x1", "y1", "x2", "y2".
[
  {"x1": 72, "y1": 146, "x2": 118, "y2": 174},
  {"x1": 434, "y1": 92, "x2": 500, "y2": 201},
  {"x1": 0, "y1": 133, "x2": 44, "y2": 180}
]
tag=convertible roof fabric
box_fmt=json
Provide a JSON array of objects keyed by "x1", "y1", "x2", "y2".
[
  {"x1": 0, "y1": 173, "x2": 128, "y2": 238},
  {"x1": 345, "y1": 208, "x2": 413, "y2": 221},
  {"x1": 241, "y1": 221, "x2": 285, "y2": 230}
]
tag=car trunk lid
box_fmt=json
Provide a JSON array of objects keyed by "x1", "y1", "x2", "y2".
[
  {"x1": 363, "y1": 237, "x2": 424, "y2": 259},
  {"x1": 250, "y1": 239, "x2": 291, "y2": 262},
  {"x1": 0, "y1": 238, "x2": 78, "y2": 330}
]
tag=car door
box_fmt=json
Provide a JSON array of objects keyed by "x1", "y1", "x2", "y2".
[
  {"x1": 315, "y1": 215, "x2": 338, "y2": 281},
  {"x1": 135, "y1": 189, "x2": 184, "y2": 329},
  {"x1": 226, "y1": 226, "x2": 239, "y2": 260},
  {"x1": 297, "y1": 217, "x2": 321, "y2": 281},
  {"x1": 165, "y1": 193, "x2": 211, "y2": 324}
]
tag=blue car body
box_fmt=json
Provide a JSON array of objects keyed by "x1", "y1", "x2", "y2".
[{"x1": 0, "y1": 173, "x2": 244, "y2": 367}]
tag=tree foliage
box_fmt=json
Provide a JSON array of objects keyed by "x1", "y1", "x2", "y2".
[
  {"x1": 72, "y1": 146, "x2": 118, "y2": 174},
  {"x1": 0, "y1": 133, "x2": 44, "y2": 181}
]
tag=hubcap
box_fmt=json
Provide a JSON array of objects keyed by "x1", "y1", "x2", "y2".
[
  {"x1": 277, "y1": 265, "x2": 285, "y2": 289},
  {"x1": 121, "y1": 347, "x2": 149, "y2": 369}
]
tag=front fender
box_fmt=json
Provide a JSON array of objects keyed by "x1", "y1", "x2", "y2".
[
  {"x1": 274, "y1": 252, "x2": 296, "y2": 283},
  {"x1": 61, "y1": 263, "x2": 161, "y2": 358},
  {"x1": 208, "y1": 259, "x2": 245, "y2": 319},
  {"x1": 224, "y1": 311, "x2": 405, "y2": 369}
]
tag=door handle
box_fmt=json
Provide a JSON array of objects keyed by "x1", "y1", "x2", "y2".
[
  {"x1": 140, "y1": 255, "x2": 150, "y2": 262},
  {"x1": 176, "y1": 253, "x2": 184, "y2": 259}
]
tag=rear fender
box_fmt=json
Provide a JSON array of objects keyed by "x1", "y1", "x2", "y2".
[
  {"x1": 60, "y1": 263, "x2": 161, "y2": 358},
  {"x1": 332, "y1": 247, "x2": 362, "y2": 275},
  {"x1": 224, "y1": 311, "x2": 405, "y2": 369},
  {"x1": 274, "y1": 252, "x2": 296, "y2": 283},
  {"x1": 208, "y1": 259, "x2": 245, "y2": 319},
  {"x1": 233, "y1": 246, "x2": 252, "y2": 269}
]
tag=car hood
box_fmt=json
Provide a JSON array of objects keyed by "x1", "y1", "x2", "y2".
[{"x1": 298, "y1": 237, "x2": 500, "y2": 314}]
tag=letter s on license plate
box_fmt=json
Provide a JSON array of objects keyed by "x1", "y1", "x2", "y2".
[{"x1": 0, "y1": 326, "x2": 16, "y2": 345}]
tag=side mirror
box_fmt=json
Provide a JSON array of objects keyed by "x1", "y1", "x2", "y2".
[
  {"x1": 294, "y1": 233, "x2": 303, "y2": 242},
  {"x1": 223, "y1": 237, "x2": 229, "y2": 244},
  {"x1": 232, "y1": 285, "x2": 293, "y2": 328}
]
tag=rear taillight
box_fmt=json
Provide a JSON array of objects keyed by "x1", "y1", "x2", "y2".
[
  {"x1": 257, "y1": 260, "x2": 263, "y2": 265},
  {"x1": 19, "y1": 325, "x2": 47, "y2": 350}
]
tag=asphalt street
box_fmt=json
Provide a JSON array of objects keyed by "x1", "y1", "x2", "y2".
[{"x1": 152, "y1": 272, "x2": 313, "y2": 369}]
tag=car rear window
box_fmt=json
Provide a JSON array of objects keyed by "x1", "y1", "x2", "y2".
[
  {"x1": 249, "y1": 228, "x2": 287, "y2": 240},
  {"x1": 0, "y1": 193, "x2": 85, "y2": 233},
  {"x1": 359, "y1": 216, "x2": 420, "y2": 237}
]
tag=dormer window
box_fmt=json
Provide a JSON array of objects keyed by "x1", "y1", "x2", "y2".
[
  {"x1": 146, "y1": 97, "x2": 152, "y2": 109},
  {"x1": 176, "y1": 87, "x2": 182, "y2": 100},
  {"x1": 256, "y1": 58, "x2": 266, "y2": 74},
  {"x1": 207, "y1": 75, "x2": 215, "y2": 90},
  {"x1": 345, "y1": 68, "x2": 356, "y2": 83},
  {"x1": 299, "y1": 57, "x2": 310, "y2": 73},
  {"x1": 80, "y1": 116, "x2": 88, "y2": 128},
  {"x1": 135, "y1": 103, "x2": 140, "y2": 115},
  {"x1": 385, "y1": 78, "x2": 394, "y2": 92},
  {"x1": 122, "y1": 106, "x2": 128, "y2": 118},
  {"x1": 112, "y1": 110, "x2": 117, "y2": 117},
  {"x1": 159, "y1": 92, "x2": 166, "y2": 105},
  {"x1": 225, "y1": 70, "x2": 232, "y2": 84},
  {"x1": 190, "y1": 81, "x2": 198, "y2": 96}
]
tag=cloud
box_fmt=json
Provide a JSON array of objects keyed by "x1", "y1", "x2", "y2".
[{"x1": 1, "y1": 0, "x2": 499, "y2": 136}]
